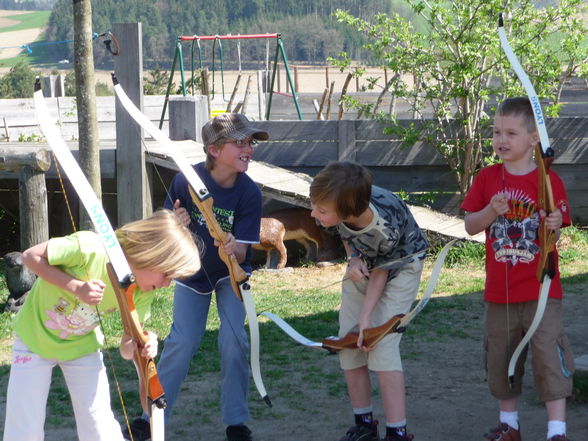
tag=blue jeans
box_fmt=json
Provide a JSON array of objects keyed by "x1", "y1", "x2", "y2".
[{"x1": 143, "y1": 278, "x2": 250, "y2": 426}]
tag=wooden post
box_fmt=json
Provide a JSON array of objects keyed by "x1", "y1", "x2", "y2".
[
  {"x1": 317, "y1": 87, "x2": 328, "y2": 120},
  {"x1": 241, "y1": 75, "x2": 252, "y2": 115},
  {"x1": 169, "y1": 96, "x2": 209, "y2": 143},
  {"x1": 201, "y1": 68, "x2": 211, "y2": 117},
  {"x1": 257, "y1": 71, "x2": 266, "y2": 120},
  {"x1": 226, "y1": 73, "x2": 242, "y2": 113},
  {"x1": 294, "y1": 66, "x2": 299, "y2": 93},
  {"x1": 325, "y1": 81, "x2": 335, "y2": 120},
  {"x1": 338, "y1": 73, "x2": 353, "y2": 120},
  {"x1": 19, "y1": 166, "x2": 49, "y2": 251},
  {"x1": 2, "y1": 117, "x2": 9, "y2": 141},
  {"x1": 113, "y1": 22, "x2": 152, "y2": 225},
  {"x1": 337, "y1": 120, "x2": 356, "y2": 162},
  {"x1": 0, "y1": 148, "x2": 51, "y2": 250},
  {"x1": 277, "y1": 63, "x2": 281, "y2": 93}
]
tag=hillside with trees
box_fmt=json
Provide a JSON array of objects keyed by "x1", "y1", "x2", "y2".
[{"x1": 43, "y1": 0, "x2": 413, "y2": 68}]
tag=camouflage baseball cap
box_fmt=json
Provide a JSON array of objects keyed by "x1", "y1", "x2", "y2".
[{"x1": 201, "y1": 113, "x2": 268, "y2": 150}]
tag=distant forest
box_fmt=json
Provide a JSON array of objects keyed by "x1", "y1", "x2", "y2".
[{"x1": 44, "y1": 0, "x2": 414, "y2": 68}]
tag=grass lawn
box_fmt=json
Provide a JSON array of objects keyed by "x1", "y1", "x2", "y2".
[{"x1": 0, "y1": 226, "x2": 586, "y2": 427}]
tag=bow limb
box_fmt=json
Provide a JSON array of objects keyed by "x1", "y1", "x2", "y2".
[
  {"x1": 112, "y1": 74, "x2": 271, "y2": 407},
  {"x1": 264, "y1": 240, "x2": 456, "y2": 352},
  {"x1": 33, "y1": 79, "x2": 166, "y2": 440},
  {"x1": 498, "y1": 15, "x2": 558, "y2": 385},
  {"x1": 106, "y1": 265, "x2": 166, "y2": 440}
]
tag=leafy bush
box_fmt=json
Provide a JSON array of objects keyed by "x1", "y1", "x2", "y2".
[{"x1": 0, "y1": 61, "x2": 38, "y2": 98}]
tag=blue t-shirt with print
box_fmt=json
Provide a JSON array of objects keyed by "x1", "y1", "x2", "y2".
[{"x1": 164, "y1": 162, "x2": 262, "y2": 293}]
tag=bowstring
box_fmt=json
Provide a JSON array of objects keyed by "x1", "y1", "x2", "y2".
[
  {"x1": 256, "y1": 244, "x2": 440, "y2": 316},
  {"x1": 502, "y1": 164, "x2": 512, "y2": 372},
  {"x1": 51, "y1": 152, "x2": 135, "y2": 439}
]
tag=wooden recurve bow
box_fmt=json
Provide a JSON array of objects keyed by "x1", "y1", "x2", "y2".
[
  {"x1": 262, "y1": 239, "x2": 456, "y2": 352},
  {"x1": 498, "y1": 14, "x2": 558, "y2": 386}
]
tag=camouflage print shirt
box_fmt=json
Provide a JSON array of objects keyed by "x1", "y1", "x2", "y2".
[{"x1": 337, "y1": 186, "x2": 428, "y2": 280}]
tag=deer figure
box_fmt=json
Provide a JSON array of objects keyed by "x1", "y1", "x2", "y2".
[{"x1": 253, "y1": 207, "x2": 343, "y2": 269}]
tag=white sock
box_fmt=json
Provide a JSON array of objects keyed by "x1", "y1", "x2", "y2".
[
  {"x1": 547, "y1": 420, "x2": 566, "y2": 439},
  {"x1": 499, "y1": 411, "x2": 519, "y2": 430}
]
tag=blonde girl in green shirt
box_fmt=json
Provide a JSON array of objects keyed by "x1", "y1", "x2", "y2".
[{"x1": 3, "y1": 209, "x2": 201, "y2": 441}]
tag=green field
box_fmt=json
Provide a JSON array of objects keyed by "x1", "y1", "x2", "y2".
[{"x1": 0, "y1": 11, "x2": 50, "y2": 33}]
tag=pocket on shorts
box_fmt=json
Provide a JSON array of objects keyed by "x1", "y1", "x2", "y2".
[{"x1": 556, "y1": 334, "x2": 575, "y2": 378}]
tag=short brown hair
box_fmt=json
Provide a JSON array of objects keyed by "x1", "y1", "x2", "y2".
[
  {"x1": 310, "y1": 161, "x2": 372, "y2": 218},
  {"x1": 496, "y1": 97, "x2": 537, "y2": 133}
]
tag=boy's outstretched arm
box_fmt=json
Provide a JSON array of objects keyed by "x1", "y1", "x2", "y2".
[{"x1": 464, "y1": 193, "x2": 509, "y2": 235}]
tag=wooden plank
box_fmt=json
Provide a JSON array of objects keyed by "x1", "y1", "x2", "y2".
[
  {"x1": 255, "y1": 120, "x2": 338, "y2": 140},
  {"x1": 254, "y1": 142, "x2": 338, "y2": 166},
  {"x1": 356, "y1": 141, "x2": 446, "y2": 166}
]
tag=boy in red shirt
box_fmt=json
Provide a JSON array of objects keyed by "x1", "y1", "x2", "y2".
[{"x1": 461, "y1": 97, "x2": 574, "y2": 441}]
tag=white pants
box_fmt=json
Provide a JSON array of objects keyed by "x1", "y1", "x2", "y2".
[{"x1": 3, "y1": 336, "x2": 124, "y2": 441}]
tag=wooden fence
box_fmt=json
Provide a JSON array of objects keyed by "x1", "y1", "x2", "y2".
[
  {"x1": 1, "y1": 102, "x2": 588, "y2": 255},
  {"x1": 250, "y1": 119, "x2": 588, "y2": 223}
]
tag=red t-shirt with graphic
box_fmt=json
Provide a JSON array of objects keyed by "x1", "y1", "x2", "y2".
[{"x1": 461, "y1": 163, "x2": 571, "y2": 303}]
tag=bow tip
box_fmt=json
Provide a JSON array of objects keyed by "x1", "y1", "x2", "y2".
[
  {"x1": 508, "y1": 375, "x2": 516, "y2": 389},
  {"x1": 111, "y1": 72, "x2": 119, "y2": 86},
  {"x1": 498, "y1": 13, "x2": 504, "y2": 27},
  {"x1": 262, "y1": 395, "x2": 273, "y2": 408}
]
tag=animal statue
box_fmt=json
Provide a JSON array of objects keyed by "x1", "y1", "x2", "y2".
[
  {"x1": 3, "y1": 251, "x2": 36, "y2": 312},
  {"x1": 253, "y1": 207, "x2": 343, "y2": 269}
]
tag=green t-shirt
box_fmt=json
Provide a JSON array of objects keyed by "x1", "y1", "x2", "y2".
[{"x1": 13, "y1": 231, "x2": 156, "y2": 361}]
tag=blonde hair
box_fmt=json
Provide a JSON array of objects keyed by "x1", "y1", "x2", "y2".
[
  {"x1": 116, "y1": 209, "x2": 201, "y2": 279},
  {"x1": 310, "y1": 161, "x2": 372, "y2": 218}
]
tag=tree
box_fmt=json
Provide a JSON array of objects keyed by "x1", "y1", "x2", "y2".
[
  {"x1": 331, "y1": 0, "x2": 588, "y2": 196},
  {"x1": 73, "y1": 0, "x2": 101, "y2": 229},
  {"x1": 0, "y1": 62, "x2": 37, "y2": 98}
]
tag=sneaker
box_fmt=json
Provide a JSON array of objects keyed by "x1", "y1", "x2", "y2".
[
  {"x1": 339, "y1": 421, "x2": 380, "y2": 441},
  {"x1": 484, "y1": 423, "x2": 521, "y2": 441},
  {"x1": 548, "y1": 436, "x2": 570, "y2": 441},
  {"x1": 226, "y1": 424, "x2": 253, "y2": 441},
  {"x1": 122, "y1": 417, "x2": 151, "y2": 441},
  {"x1": 382, "y1": 432, "x2": 414, "y2": 441}
]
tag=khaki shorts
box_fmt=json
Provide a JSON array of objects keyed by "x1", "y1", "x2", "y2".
[
  {"x1": 339, "y1": 258, "x2": 424, "y2": 372},
  {"x1": 484, "y1": 298, "x2": 575, "y2": 402}
]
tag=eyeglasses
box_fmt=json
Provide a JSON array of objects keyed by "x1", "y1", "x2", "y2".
[{"x1": 224, "y1": 138, "x2": 258, "y2": 147}]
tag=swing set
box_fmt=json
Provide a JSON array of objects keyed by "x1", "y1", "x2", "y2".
[{"x1": 160, "y1": 32, "x2": 302, "y2": 126}]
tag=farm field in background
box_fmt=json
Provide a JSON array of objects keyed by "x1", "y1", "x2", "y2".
[{"x1": 0, "y1": 10, "x2": 49, "y2": 65}]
